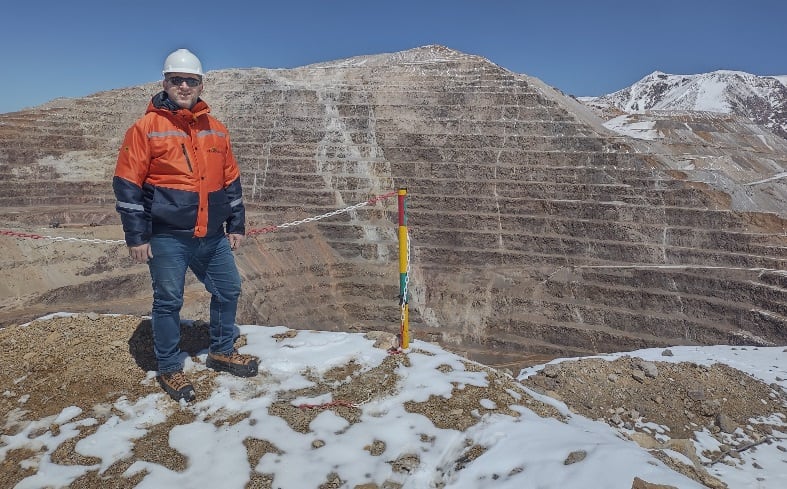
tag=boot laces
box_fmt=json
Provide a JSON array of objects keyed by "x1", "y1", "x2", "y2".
[
  {"x1": 215, "y1": 350, "x2": 252, "y2": 365},
  {"x1": 164, "y1": 371, "x2": 191, "y2": 390}
]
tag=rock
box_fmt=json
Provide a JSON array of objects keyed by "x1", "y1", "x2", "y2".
[
  {"x1": 661, "y1": 349, "x2": 674, "y2": 357},
  {"x1": 542, "y1": 363, "x2": 561, "y2": 378},
  {"x1": 628, "y1": 432, "x2": 660, "y2": 449},
  {"x1": 687, "y1": 387, "x2": 705, "y2": 401},
  {"x1": 364, "y1": 331, "x2": 398, "y2": 350},
  {"x1": 563, "y1": 450, "x2": 587, "y2": 465},
  {"x1": 389, "y1": 453, "x2": 420, "y2": 473},
  {"x1": 272, "y1": 329, "x2": 298, "y2": 341},
  {"x1": 632, "y1": 371, "x2": 646, "y2": 383},
  {"x1": 663, "y1": 439, "x2": 702, "y2": 466},
  {"x1": 715, "y1": 413, "x2": 737, "y2": 433},
  {"x1": 544, "y1": 390, "x2": 563, "y2": 402},
  {"x1": 608, "y1": 373, "x2": 619, "y2": 382},
  {"x1": 638, "y1": 361, "x2": 658, "y2": 378},
  {"x1": 631, "y1": 477, "x2": 678, "y2": 489},
  {"x1": 699, "y1": 399, "x2": 721, "y2": 416}
]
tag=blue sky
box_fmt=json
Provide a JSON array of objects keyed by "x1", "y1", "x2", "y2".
[{"x1": 1, "y1": 0, "x2": 785, "y2": 113}]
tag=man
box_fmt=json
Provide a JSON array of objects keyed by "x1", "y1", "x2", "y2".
[{"x1": 114, "y1": 48, "x2": 258, "y2": 402}]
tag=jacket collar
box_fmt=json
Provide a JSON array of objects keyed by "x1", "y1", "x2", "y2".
[{"x1": 148, "y1": 91, "x2": 210, "y2": 119}]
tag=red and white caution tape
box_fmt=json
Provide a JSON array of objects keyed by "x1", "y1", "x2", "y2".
[
  {"x1": 247, "y1": 191, "x2": 397, "y2": 236},
  {"x1": 0, "y1": 190, "x2": 399, "y2": 244}
]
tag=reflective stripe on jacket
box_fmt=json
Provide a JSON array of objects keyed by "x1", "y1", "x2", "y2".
[{"x1": 113, "y1": 92, "x2": 245, "y2": 246}]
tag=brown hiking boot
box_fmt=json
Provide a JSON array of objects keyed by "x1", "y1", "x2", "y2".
[
  {"x1": 158, "y1": 371, "x2": 196, "y2": 402},
  {"x1": 206, "y1": 350, "x2": 259, "y2": 377}
]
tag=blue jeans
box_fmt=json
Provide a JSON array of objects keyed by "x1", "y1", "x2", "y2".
[{"x1": 148, "y1": 233, "x2": 242, "y2": 374}]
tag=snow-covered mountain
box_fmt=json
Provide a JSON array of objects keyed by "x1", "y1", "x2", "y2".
[{"x1": 582, "y1": 70, "x2": 787, "y2": 139}]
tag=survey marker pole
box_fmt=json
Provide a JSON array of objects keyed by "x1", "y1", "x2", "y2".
[{"x1": 398, "y1": 188, "x2": 410, "y2": 349}]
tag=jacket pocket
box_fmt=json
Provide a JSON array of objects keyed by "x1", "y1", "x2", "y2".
[
  {"x1": 181, "y1": 144, "x2": 194, "y2": 173},
  {"x1": 151, "y1": 186, "x2": 198, "y2": 232},
  {"x1": 207, "y1": 189, "x2": 232, "y2": 232}
]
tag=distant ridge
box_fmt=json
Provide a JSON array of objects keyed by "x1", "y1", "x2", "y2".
[
  {"x1": 302, "y1": 44, "x2": 489, "y2": 69},
  {"x1": 582, "y1": 70, "x2": 787, "y2": 139}
]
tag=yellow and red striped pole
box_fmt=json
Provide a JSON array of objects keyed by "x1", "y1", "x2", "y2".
[{"x1": 398, "y1": 188, "x2": 410, "y2": 349}]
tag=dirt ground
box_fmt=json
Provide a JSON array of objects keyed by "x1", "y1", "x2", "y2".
[
  {"x1": 0, "y1": 314, "x2": 785, "y2": 489},
  {"x1": 521, "y1": 354, "x2": 787, "y2": 488}
]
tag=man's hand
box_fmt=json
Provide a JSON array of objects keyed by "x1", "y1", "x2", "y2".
[
  {"x1": 128, "y1": 243, "x2": 152, "y2": 263},
  {"x1": 228, "y1": 233, "x2": 245, "y2": 250}
]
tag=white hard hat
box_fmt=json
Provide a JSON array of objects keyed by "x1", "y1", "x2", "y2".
[{"x1": 162, "y1": 48, "x2": 204, "y2": 76}]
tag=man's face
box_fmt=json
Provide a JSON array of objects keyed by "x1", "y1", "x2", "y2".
[{"x1": 163, "y1": 72, "x2": 203, "y2": 109}]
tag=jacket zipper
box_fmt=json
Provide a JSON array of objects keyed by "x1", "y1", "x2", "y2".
[{"x1": 181, "y1": 144, "x2": 194, "y2": 173}]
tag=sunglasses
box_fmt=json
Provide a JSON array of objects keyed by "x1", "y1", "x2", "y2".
[{"x1": 166, "y1": 76, "x2": 202, "y2": 87}]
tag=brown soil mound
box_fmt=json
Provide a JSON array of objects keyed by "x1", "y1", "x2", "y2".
[{"x1": 522, "y1": 354, "x2": 787, "y2": 488}]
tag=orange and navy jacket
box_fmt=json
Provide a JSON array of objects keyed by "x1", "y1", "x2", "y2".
[{"x1": 113, "y1": 92, "x2": 245, "y2": 246}]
